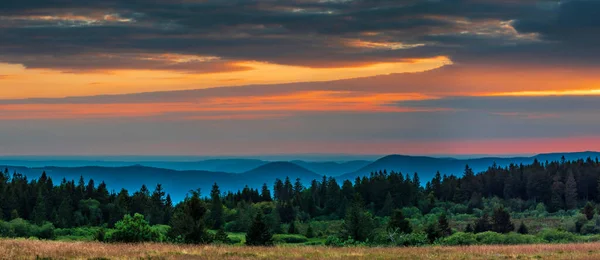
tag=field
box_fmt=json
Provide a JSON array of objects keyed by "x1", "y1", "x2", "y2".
[{"x1": 4, "y1": 239, "x2": 600, "y2": 260}]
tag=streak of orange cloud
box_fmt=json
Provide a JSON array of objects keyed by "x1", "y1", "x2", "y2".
[
  {"x1": 0, "y1": 56, "x2": 451, "y2": 99},
  {"x1": 0, "y1": 91, "x2": 443, "y2": 120}
]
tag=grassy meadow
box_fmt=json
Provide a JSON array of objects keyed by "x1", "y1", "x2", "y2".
[{"x1": 3, "y1": 239, "x2": 600, "y2": 260}]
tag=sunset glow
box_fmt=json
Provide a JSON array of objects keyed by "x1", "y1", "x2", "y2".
[{"x1": 1, "y1": 0, "x2": 599, "y2": 155}]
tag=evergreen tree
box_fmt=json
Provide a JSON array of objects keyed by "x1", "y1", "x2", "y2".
[
  {"x1": 388, "y1": 209, "x2": 412, "y2": 234},
  {"x1": 214, "y1": 228, "x2": 231, "y2": 244},
  {"x1": 209, "y1": 183, "x2": 225, "y2": 229},
  {"x1": 341, "y1": 197, "x2": 374, "y2": 242},
  {"x1": 288, "y1": 220, "x2": 298, "y2": 234},
  {"x1": 491, "y1": 207, "x2": 514, "y2": 234},
  {"x1": 169, "y1": 190, "x2": 211, "y2": 244},
  {"x1": 565, "y1": 172, "x2": 578, "y2": 210},
  {"x1": 245, "y1": 212, "x2": 273, "y2": 246},
  {"x1": 260, "y1": 183, "x2": 272, "y2": 202},
  {"x1": 474, "y1": 213, "x2": 491, "y2": 233},
  {"x1": 305, "y1": 225, "x2": 314, "y2": 238},
  {"x1": 583, "y1": 201, "x2": 595, "y2": 220},
  {"x1": 438, "y1": 213, "x2": 452, "y2": 237},
  {"x1": 379, "y1": 192, "x2": 394, "y2": 217},
  {"x1": 517, "y1": 222, "x2": 529, "y2": 234},
  {"x1": 465, "y1": 223, "x2": 474, "y2": 233},
  {"x1": 425, "y1": 221, "x2": 440, "y2": 243},
  {"x1": 149, "y1": 184, "x2": 166, "y2": 225}
]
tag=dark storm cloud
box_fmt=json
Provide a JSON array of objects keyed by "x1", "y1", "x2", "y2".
[{"x1": 0, "y1": 0, "x2": 597, "y2": 71}]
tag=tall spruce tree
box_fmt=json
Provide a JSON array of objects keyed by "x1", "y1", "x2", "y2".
[
  {"x1": 565, "y1": 172, "x2": 578, "y2": 210},
  {"x1": 245, "y1": 212, "x2": 273, "y2": 246},
  {"x1": 210, "y1": 183, "x2": 225, "y2": 229},
  {"x1": 491, "y1": 207, "x2": 514, "y2": 234}
]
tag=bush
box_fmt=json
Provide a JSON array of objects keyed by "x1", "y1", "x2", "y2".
[
  {"x1": 538, "y1": 229, "x2": 580, "y2": 243},
  {"x1": 0, "y1": 219, "x2": 55, "y2": 240},
  {"x1": 107, "y1": 213, "x2": 160, "y2": 243},
  {"x1": 475, "y1": 231, "x2": 505, "y2": 244},
  {"x1": 395, "y1": 232, "x2": 428, "y2": 247},
  {"x1": 503, "y1": 233, "x2": 543, "y2": 244},
  {"x1": 440, "y1": 232, "x2": 477, "y2": 246},
  {"x1": 324, "y1": 236, "x2": 344, "y2": 247},
  {"x1": 273, "y1": 234, "x2": 309, "y2": 244}
]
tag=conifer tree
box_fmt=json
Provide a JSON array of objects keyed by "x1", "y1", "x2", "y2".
[
  {"x1": 260, "y1": 183, "x2": 272, "y2": 202},
  {"x1": 491, "y1": 207, "x2": 514, "y2": 234},
  {"x1": 245, "y1": 212, "x2": 273, "y2": 246},
  {"x1": 210, "y1": 183, "x2": 225, "y2": 229},
  {"x1": 438, "y1": 212, "x2": 452, "y2": 237},
  {"x1": 388, "y1": 209, "x2": 412, "y2": 234},
  {"x1": 517, "y1": 222, "x2": 529, "y2": 234},
  {"x1": 583, "y1": 201, "x2": 595, "y2": 220},
  {"x1": 565, "y1": 172, "x2": 578, "y2": 210},
  {"x1": 288, "y1": 220, "x2": 298, "y2": 234},
  {"x1": 474, "y1": 213, "x2": 491, "y2": 233}
]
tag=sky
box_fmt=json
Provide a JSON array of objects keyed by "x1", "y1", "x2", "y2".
[{"x1": 1, "y1": 0, "x2": 600, "y2": 156}]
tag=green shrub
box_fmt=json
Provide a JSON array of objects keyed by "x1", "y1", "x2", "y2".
[
  {"x1": 107, "y1": 213, "x2": 160, "y2": 243},
  {"x1": 0, "y1": 219, "x2": 55, "y2": 240},
  {"x1": 503, "y1": 233, "x2": 543, "y2": 244},
  {"x1": 440, "y1": 232, "x2": 477, "y2": 246},
  {"x1": 324, "y1": 236, "x2": 346, "y2": 247},
  {"x1": 538, "y1": 229, "x2": 580, "y2": 243},
  {"x1": 394, "y1": 232, "x2": 428, "y2": 247},
  {"x1": 475, "y1": 231, "x2": 505, "y2": 244},
  {"x1": 273, "y1": 234, "x2": 309, "y2": 244}
]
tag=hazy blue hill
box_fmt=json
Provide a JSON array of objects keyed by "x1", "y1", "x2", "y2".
[
  {"x1": 3, "y1": 152, "x2": 598, "y2": 201},
  {"x1": 1, "y1": 165, "x2": 242, "y2": 202},
  {"x1": 0, "y1": 162, "x2": 323, "y2": 202},
  {"x1": 291, "y1": 160, "x2": 372, "y2": 176},
  {"x1": 242, "y1": 162, "x2": 322, "y2": 182},
  {"x1": 0, "y1": 159, "x2": 269, "y2": 173},
  {"x1": 339, "y1": 152, "x2": 600, "y2": 182}
]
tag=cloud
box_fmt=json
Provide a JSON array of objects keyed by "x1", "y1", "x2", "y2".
[
  {"x1": 397, "y1": 95, "x2": 600, "y2": 114},
  {"x1": 1, "y1": 0, "x2": 593, "y2": 72}
]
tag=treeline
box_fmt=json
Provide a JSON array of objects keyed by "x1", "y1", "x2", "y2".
[{"x1": 0, "y1": 156, "x2": 599, "y2": 245}]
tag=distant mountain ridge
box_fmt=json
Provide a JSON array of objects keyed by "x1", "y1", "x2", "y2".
[
  {"x1": 338, "y1": 151, "x2": 600, "y2": 181},
  {"x1": 2, "y1": 151, "x2": 598, "y2": 202},
  {"x1": 0, "y1": 162, "x2": 321, "y2": 202}
]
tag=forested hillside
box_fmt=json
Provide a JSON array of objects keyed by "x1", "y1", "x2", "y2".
[{"x1": 1, "y1": 156, "x2": 600, "y2": 246}]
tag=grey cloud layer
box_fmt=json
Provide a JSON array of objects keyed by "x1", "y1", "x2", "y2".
[{"x1": 1, "y1": 0, "x2": 596, "y2": 71}]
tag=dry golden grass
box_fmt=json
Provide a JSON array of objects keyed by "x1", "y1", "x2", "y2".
[{"x1": 3, "y1": 239, "x2": 600, "y2": 260}]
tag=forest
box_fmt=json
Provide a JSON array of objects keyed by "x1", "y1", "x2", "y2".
[{"x1": 1, "y1": 156, "x2": 600, "y2": 246}]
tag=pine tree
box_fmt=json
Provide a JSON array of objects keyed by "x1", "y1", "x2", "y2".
[
  {"x1": 465, "y1": 223, "x2": 474, "y2": 233},
  {"x1": 388, "y1": 209, "x2": 412, "y2": 234},
  {"x1": 210, "y1": 183, "x2": 225, "y2": 229},
  {"x1": 517, "y1": 222, "x2": 529, "y2": 234},
  {"x1": 438, "y1": 212, "x2": 452, "y2": 237},
  {"x1": 305, "y1": 225, "x2": 314, "y2": 238},
  {"x1": 425, "y1": 221, "x2": 440, "y2": 243},
  {"x1": 288, "y1": 220, "x2": 298, "y2": 234},
  {"x1": 474, "y1": 213, "x2": 491, "y2": 233},
  {"x1": 169, "y1": 190, "x2": 211, "y2": 244},
  {"x1": 149, "y1": 184, "x2": 166, "y2": 225},
  {"x1": 260, "y1": 183, "x2": 272, "y2": 202},
  {"x1": 31, "y1": 193, "x2": 47, "y2": 225},
  {"x1": 214, "y1": 228, "x2": 231, "y2": 244},
  {"x1": 583, "y1": 201, "x2": 595, "y2": 220},
  {"x1": 379, "y1": 192, "x2": 394, "y2": 217},
  {"x1": 10, "y1": 209, "x2": 19, "y2": 220},
  {"x1": 245, "y1": 212, "x2": 273, "y2": 246},
  {"x1": 491, "y1": 207, "x2": 514, "y2": 234},
  {"x1": 341, "y1": 196, "x2": 374, "y2": 242},
  {"x1": 565, "y1": 172, "x2": 578, "y2": 210}
]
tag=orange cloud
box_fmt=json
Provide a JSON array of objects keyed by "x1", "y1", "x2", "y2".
[
  {"x1": 0, "y1": 57, "x2": 451, "y2": 99},
  {"x1": 0, "y1": 91, "x2": 441, "y2": 120}
]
